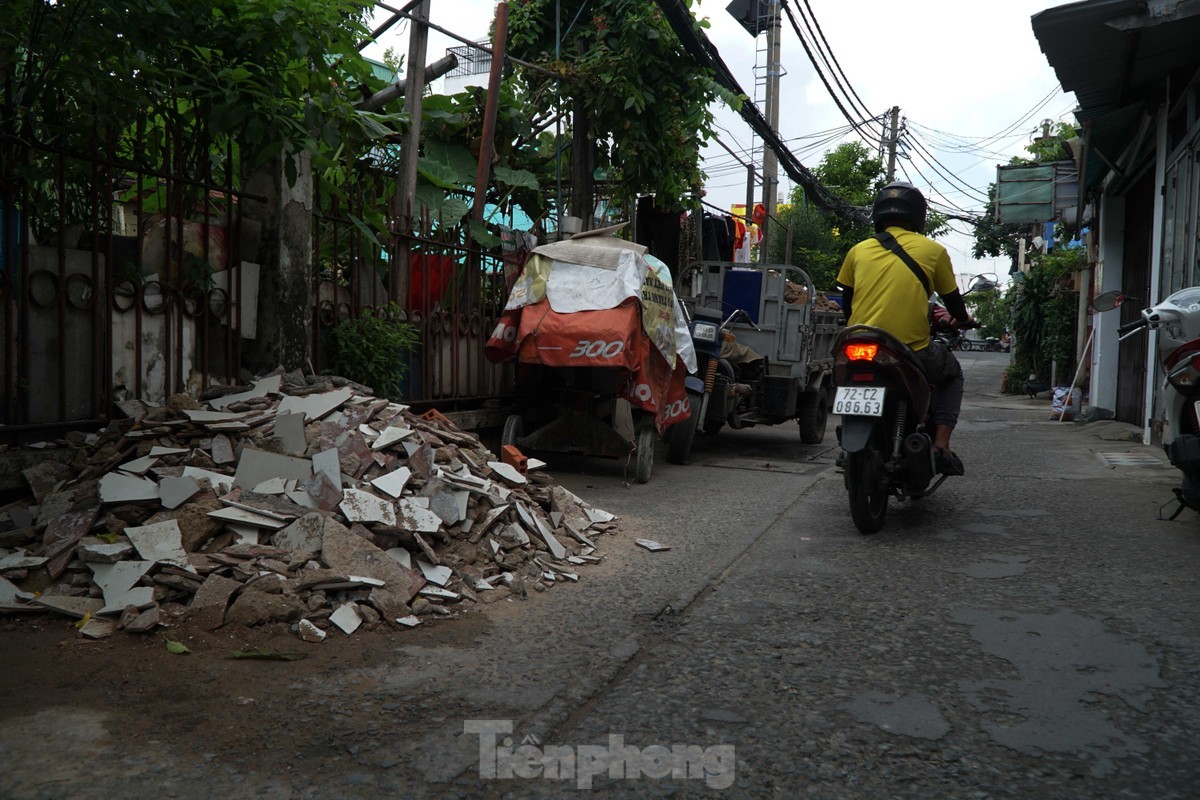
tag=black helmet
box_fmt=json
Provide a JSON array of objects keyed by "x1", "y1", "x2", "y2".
[{"x1": 871, "y1": 181, "x2": 927, "y2": 234}]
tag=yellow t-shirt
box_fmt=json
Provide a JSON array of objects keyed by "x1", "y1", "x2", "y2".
[{"x1": 835, "y1": 226, "x2": 959, "y2": 351}]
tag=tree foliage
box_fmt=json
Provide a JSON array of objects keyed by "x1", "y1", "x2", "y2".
[
  {"x1": 506, "y1": 0, "x2": 732, "y2": 211},
  {"x1": 2, "y1": 0, "x2": 392, "y2": 174},
  {"x1": 767, "y1": 142, "x2": 949, "y2": 289},
  {"x1": 1002, "y1": 246, "x2": 1084, "y2": 392}
]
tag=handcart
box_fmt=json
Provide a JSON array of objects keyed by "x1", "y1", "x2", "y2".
[{"x1": 485, "y1": 226, "x2": 697, "y2": 483}]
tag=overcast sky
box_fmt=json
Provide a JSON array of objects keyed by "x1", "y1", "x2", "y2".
[{"x1": 364, "y1": 0, "x2": 1077, "y2": 285}]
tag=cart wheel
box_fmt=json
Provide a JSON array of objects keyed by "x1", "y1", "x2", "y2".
[
  {"x1": 665, "y1": 390, "x2": 703, "y2": 465},
  {"x1": 798, "y1": 387, "x2": 829, "y2": 444},
  {"x1": 501, "y1": 414, "x2": 524, "y2": 448},
  {"x1": 635, "y1": 421, "x2": 655, "y2": 484}
]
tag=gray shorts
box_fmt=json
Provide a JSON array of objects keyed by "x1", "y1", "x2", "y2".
[{"x1": 918, "y1": 341, "x2": 964, "y2": 429}]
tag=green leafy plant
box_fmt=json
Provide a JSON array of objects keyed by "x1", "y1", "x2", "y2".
[
  {"x1": 1003, "y1": 247, "x2": 1082, "y2": 392},
  {"x1": 330, "y1": 304, "x2": 420, "y2": 398}
]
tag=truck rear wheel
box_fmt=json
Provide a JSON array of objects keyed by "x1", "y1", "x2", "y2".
[{"x1": 798, "y1": 387, "x2": 829, "y2": 444}]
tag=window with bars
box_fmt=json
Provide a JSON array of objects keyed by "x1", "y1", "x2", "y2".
[{"x1": 447, "y1": 43, "x2": 490, "y2": 78}]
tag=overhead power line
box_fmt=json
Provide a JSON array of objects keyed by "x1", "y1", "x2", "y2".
[{"x1": 653, "y1": 0, "x2": 868, "y2": 225}]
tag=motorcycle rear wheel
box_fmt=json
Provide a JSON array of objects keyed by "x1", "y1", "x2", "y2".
[{"x1": 847, "y1": 446, "x2": 888, "y2": 534}]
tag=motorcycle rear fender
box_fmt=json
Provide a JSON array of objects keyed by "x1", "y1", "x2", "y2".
[
  {"x1": 684, "y1": 375, "x2": 705, "y2": 394},
  {"x1": 840, "y1": 415, "x2": 877, "y2": 453}
]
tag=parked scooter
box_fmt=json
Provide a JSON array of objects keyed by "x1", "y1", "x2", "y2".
[
  {"x1": 1115, "y1": 286, "x2": 1200, "y2": 517},
  {"x1": 832, "y1": 275, "x2": 994, "y2": 534}
]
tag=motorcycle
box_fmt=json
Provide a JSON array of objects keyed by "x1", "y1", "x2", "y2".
[
  {"x1": 1115, "y1": 286, "x2": 1200, "y2": 518},
  {"x1": 832, "y1": 275, "x2": 994, "y2": 534}
]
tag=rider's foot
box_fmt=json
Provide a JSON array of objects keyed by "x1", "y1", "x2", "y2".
[{"x1": 935, "y1": 448, "x2": 964, "y2": 476}]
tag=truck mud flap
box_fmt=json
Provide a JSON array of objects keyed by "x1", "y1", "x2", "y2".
[{"x1": 839, "y1": 416, "x2": 877, "y2": 453}]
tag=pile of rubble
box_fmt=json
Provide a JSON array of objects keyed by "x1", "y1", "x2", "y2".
[{"x1": 0, "y1": 371, "x2": 618, "y2": 642}]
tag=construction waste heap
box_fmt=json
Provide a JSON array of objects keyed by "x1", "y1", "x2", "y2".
[{"x1": 0, "y1": 371, "x2": 619, "y2": 643}]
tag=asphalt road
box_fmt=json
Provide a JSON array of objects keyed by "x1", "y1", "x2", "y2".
[{"x1": 3, "y1": 351, "x2": 1199, "y2": 799}]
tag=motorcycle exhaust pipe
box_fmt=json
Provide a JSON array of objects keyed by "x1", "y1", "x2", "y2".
[{"x1": 903, "y1": 433, "x2": 935, "y2": 488}]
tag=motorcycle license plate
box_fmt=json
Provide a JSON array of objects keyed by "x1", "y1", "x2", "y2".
[{"x1": 833, "y1": 386, "x2": 885, "y2": 417}]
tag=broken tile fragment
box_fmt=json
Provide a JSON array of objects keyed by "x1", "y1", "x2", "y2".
[
  {"x1": 0, "y1": 576, "x2": 35, "y2": 609},
  {"x1": 274, "y1": 412, "x2": 307, "y2": 455},
  {"x1": 210, "y1": 434, "x2": 236, "y2": 465},
  {"x1": 371, "y1": 425, "x2": 413, "y2": 451},
  {"x1": 271, "y1": 513, "x2": 326, "y2": 553},
  {"x1": 233, "y1": 447, "x2": 313, "y2": 490},
  {"x1": 208, "y1": 506, "x2": 289, "y2": 530},
  {"x1": 276, "y1": 387, "x2": 353, "y2": 422},
  {"x1": 635, "y1": 538, "x2": 670, "y2": 552},
  {"x1": 487, "y1": 461, "x2": 527, "y2": 485},
  {"x1": 159, "y1": 476, "x2": 201, "y2": 510},
  {"x1": 79, "y1": 618, "x2": 117, "y2": 639},
  {"x1": 330, "y1": 602, "x2": 363, "y2": 634},
  {"x1": 207, "y1": 375, "x2": 282, "y2": 410},
  {"x1": 42, "y1": 506, "x2": 101, "y2": 578},
  {"x1": 386, "y1": 548, "x2": 413, "y2": 569},
  {"x1": 33, "y1": 595, "x2": 104, "y2": 619},
  {"x1": 417, "y1": 561, "x2": 453, "y2": 586},
  {"x1": 251, "y1": 477, "x2": 287, "y2": 495},
  {"x1": 298, "y1": 619, "x2": 326, "y2": 642},
  {"x1": 118, "y1": 455, "x2": 159, "y2": 476},
  {"x1": 99, "y1": 472, "x2": 159, "y2": 503},
  {"x1": 395, "y1": 615, "x2": 421, "y2": 627},
  {"x1": 77, "y1": 539, "x2": 136, "y2": 563},
  {"x1": 182, "y1": 467, "x2": 234, "y2": 494},
  {"x1": 395, "y1": 499, "x2": 442, "y2": 534},
  {"x1": 340, "y1": 488, "x2": 397, "y2": 526},
  {"x1": 371, "y1": 467, "x2": 411, "y2": 499},
  {"x1": 125, "y1": 520, "x2": 196, "y2": 572},
  {"x1": 0, "y1": 553, "x2": 48, "y2": 571}
]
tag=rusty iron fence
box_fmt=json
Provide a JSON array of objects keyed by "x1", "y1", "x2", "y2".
[
  {"x1": 2, "y1": 129, "x2": 519, "y2": 438},
  {"x1": 311, "y1": 177, "x2": 517, "y2": 411},
  {"x1": 1, "y1": 128, "x2": 250, "y2": 438}
]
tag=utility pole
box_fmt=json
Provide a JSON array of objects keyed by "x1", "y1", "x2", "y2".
[
  {"x1": 393, "y1": 0, "x2": 431, "y2": 306},
  {"x1": 760, "y1": 0, "x2": 782, "y2": 263},
  {"x1": 885, "y1": 105, "x2": 900, "y2": 182}
]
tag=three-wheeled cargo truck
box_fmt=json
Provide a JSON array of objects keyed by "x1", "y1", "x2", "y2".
[{"x1": 666, "y1": 261, "x2": 843, "y2": 464}]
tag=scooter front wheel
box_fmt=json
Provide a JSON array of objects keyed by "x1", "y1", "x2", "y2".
[{"x1": 846, "y1": 446, "x2": 888, "y2": 534}]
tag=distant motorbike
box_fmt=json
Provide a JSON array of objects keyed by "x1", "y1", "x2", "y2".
[
  {"x1": 1116, "y1": 287, "x2": 1200, "y2": 517},
  {"x1": 832, "y1": 275, "x2": 994, "y2": 534}
]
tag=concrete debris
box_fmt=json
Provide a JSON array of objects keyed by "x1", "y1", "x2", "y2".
[
  {"x1": 330, "y1": 601, "x2": 363, "y2": 634},
  {"x1": 0, "y1": 370, "x2": 621, "y2": 643},
  {"x1": 297, "y1": 618, "x2": 326, "y2": 642}
]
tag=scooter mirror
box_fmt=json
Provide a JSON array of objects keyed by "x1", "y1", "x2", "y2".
[
  {"x1": 965, "y1": 276, "x2": 997, "y2": 294},
  {"x1": 1090, "y1": 289, "x2": 1128, "y2": 312}
]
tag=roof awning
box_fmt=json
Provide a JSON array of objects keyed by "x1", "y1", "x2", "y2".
[
  {"x1": 1033, "y1": 0, "x2": 1200, "y2": 190},
  {"x1": 1033, "y1": 0, "x2": 1200, "y2": 118}
]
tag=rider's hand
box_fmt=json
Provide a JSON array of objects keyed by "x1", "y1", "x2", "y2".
[{"x1": 952, "y1": 316, "x2": 979, "y2": 330}]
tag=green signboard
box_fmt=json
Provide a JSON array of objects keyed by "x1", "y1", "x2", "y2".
[{"x1": 996, "y1": 164, "x2": 1056, "y2": 224}]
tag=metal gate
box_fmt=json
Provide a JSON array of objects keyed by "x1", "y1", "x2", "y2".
[
  {"x1": 1, "y1": 133, "x2": 248, "y2": 438},
  {"x1": 1117, "y1": 173, "x2": 1154, "y2": 427}
]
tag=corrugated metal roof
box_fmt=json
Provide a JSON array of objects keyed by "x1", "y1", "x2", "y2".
[{"x1": 1033, "y1": 0, "x2": 1200, "y2": 118}]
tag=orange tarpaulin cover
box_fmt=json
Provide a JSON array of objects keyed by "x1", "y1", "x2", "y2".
[{"x1": 485, "y1": 297, "x2": 691, "y2": 432}]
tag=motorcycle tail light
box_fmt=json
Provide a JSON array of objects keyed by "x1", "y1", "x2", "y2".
[{"x1": 844, "y1": 343, "x2": 878, "y2": 361}]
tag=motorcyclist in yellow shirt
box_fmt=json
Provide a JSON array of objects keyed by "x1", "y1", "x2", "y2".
[{"x1": 835, "y1": 182, "x2": 973, "y2": 476}]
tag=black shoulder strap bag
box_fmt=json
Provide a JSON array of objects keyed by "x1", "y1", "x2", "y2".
[{"x1": 874, "y1": 231, "x2": 930, "y2": 297}]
